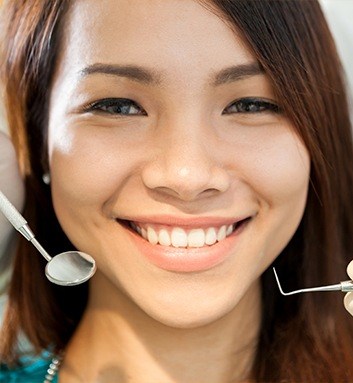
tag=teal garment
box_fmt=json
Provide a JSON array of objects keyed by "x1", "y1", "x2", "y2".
[{"x1": 0, "y1": 352, "x2": 57, "y2": 383}]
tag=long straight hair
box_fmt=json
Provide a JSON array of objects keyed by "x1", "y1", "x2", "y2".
[{"x1": 1, "y1": 0, "x2": 353, "y2": 381}]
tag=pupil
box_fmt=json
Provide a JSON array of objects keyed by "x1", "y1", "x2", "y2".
[{"x1": 120, "y1": 105, "x2": 130, "y2": 113}]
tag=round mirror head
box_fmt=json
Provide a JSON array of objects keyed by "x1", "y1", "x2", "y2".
[{"x1": 45, "y1": 251, "x2": 96, "y2": 286}]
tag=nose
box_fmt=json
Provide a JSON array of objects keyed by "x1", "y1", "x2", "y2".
[{"x1": 141, "y1": 121, "x2": 230, "y2": 202}]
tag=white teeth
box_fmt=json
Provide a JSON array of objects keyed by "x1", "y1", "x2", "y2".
[
  {"x1": 147, "y1": 227, "x2": 158, "y2": 244},
  {"x1": 226, "y1": 224, "x2": 233, "y2": 236},
  {"x1": 188, "y1": 229, "x2": 206, "y2": 248},
  {"x1": 205, "y1": 227, "x2": 217, "y2": 245},
  {"x1": 171, "y1": 228, "x2": 188, "y2": 248},
  {"x1": 217, "y1": 225, "x2": 227, "y2": 241},
  {"x1": 129, "y1": 221, "x2": 240, "y2": 248},
  {"x1": 158, "y1": 229, "x2": 171, "y2": 246}
]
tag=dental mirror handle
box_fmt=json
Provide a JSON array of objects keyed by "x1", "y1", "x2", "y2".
[{"x1": 0, "y1": 190, "x2": 52, "y2": 261}]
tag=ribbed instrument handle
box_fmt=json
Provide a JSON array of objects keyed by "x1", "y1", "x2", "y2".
[{"x1": 0, "y1": 190, "x2": 27, "y2": 230}]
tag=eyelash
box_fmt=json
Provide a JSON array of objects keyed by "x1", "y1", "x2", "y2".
[
  {"x1": 223, "y1": 97, "x2": 280, "y2": 114},
  {"x1": 83, "y1": 98, "x2": 147, "y2": 116},
  {"x1": 82, "y1": 97, "x2": 280, "y2": 116}
]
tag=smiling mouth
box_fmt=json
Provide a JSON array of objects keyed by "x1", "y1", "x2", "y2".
[{"x1": 118, "y1": 218, "x2": 251, "y2": 248}]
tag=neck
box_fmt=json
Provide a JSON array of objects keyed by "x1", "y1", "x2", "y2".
[{"x1": 60, "y1": 272, "x2": 261, "y2": 383}]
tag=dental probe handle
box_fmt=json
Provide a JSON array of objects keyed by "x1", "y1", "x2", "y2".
[
  {"x1": 0, "y1": 190, "x2": 52, "y2": 261},
  {"x1": 340, "y1": 280, "x2": 353, "y2": 292}
]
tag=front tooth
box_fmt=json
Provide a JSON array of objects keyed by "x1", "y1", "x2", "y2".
[
  {"x1": 171, "y1": 227, "x2": 188, "y2": 247},
  {"x1": 188, "y1": 229, "x2": 206, "y2": 247},
  {"x1": 205, "y1": 227, "x2": 217, "y2": 245},
  {"x1": 226, "y1": 224, "x2": 233, "y2": 236},
  {"x1": 158, "y1": 229, "x2": 171, "y2": 246},
  {"x1": 147, "y1": 227, "x2": 158, "y2": 244},
  {"x1": 217, "y1": 225, "x2": 227, "y2": 241}
]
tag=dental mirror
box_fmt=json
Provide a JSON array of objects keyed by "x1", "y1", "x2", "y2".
[
  {"x1": 273, "y1": 267, "x2": 353, "y2": 295},
  {"x1": 0, "y1": 190, "x2": 96, "y2": 286}
]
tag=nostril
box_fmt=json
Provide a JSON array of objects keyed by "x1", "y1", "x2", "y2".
[{"x1": 202, "y1": 188, "x2": 222, "y2": 196}]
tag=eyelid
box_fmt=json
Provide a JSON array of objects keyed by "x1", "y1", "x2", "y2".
[
  {"x1": 223, "y1": 97, "x2": 281, "y2": 114},
  {"x1": 81, "y1": 97, "x2": 147, "y2": 114}
]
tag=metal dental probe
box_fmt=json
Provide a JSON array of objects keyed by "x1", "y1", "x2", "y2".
[{"x1": 273, "y1": 267, "x2": 353, "y2": 295}]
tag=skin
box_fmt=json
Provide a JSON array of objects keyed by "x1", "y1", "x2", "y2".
[{"x1": 47, "y1": 0, "x2": 310, "y2": 381}]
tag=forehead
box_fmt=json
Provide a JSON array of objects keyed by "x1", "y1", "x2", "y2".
[{"x1": 58, "y1": 0, "x2": 255, "y2": 80}]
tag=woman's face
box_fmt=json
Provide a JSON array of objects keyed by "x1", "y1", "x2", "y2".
[{"x1": 48, "y1": 0, "x2": 310, "y2": 327}]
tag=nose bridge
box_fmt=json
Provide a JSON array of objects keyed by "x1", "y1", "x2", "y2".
[
  {"x1": 164, "y1": 117, "x2": 208, "y2": 171},
  {"x1": 142, "y1": 114, "x2": 230, "y2": 200}
]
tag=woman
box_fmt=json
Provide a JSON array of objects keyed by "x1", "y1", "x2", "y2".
[{"x1": 1, "y1": 0, "x2": 353, "y2": 382}]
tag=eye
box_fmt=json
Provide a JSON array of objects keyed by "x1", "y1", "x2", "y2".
[
  {"x1": 83, "y1": 98, "x2": 147, "y2": 116},
  {"x1": 223, "y1": 97, "x2": 281, "y2": 114}
]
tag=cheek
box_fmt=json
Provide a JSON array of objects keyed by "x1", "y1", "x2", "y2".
[
  {"x1": 48, "y1": 126, "x2": 144, "y2": 252},
  {"x1": 231, "y1": 129, "x2": 310, "y2": 266},
  {"x1": 261, "y1": 139, "x2": 310, "y2": 265},
  {"x1": 235, "y1": 129, "x2": 310, "y2": 205},
  {"x1": 48, "y1": 126, "x2": 141, "y2": 208}
]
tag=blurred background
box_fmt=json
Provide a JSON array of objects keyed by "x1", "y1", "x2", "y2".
[{"x1": 320, "y1": 0, "x2": 353, "y2": 101}]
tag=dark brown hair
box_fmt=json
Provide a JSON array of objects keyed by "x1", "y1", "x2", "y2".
[{"x1": 1, "y1": 0, "x2": 353, "y2": 381}]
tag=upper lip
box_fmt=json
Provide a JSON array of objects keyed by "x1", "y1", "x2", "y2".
[{"x1": 116, "y1": 214, "x2": 253, "y2": 229}]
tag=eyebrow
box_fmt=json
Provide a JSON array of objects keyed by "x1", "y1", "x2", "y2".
[
  {"x1": 212, "y1": 62, "x2": 264, "y2": 86},
  {"x1": 78, "y1": 62, "x2": 264, "y2": 86},
  {"x1": 79, "y1": 63, "x2": 162, "y2": 85}
]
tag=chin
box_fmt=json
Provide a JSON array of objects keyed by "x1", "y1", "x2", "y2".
[
  {"x1": 145, "y1": 305, "x2": 231, "y2": 329},
  {"x1": 135, "y1": 285, "x2": 253, "y2": 330}
]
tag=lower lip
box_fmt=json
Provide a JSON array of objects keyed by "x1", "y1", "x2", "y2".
[{"x1": 123, "y1": 220, "x2": 250, "y2": 273}]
